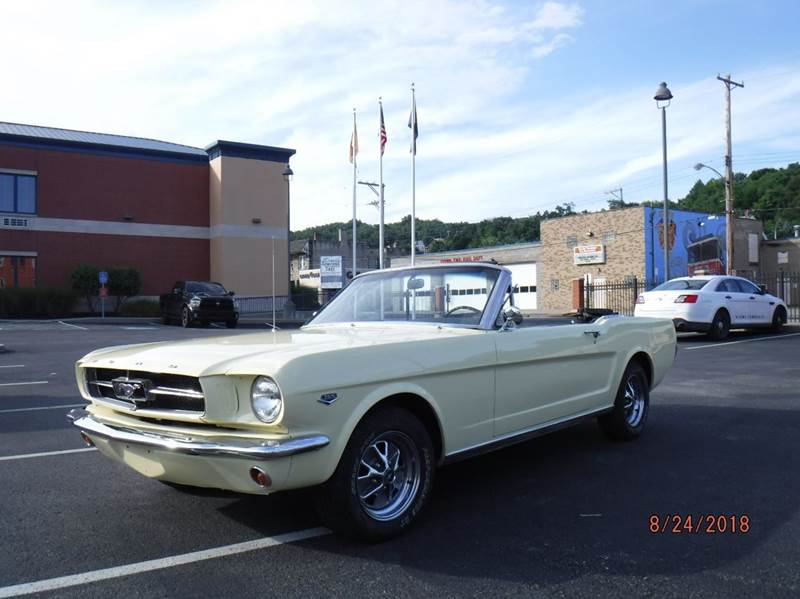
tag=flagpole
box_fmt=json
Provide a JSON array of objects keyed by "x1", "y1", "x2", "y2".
[
  {"x1": 410, "y1": 83, "x2": 416, "y2": 267},
  {"x1": 378, "y1": 97, "x2": 385, "y2": 270},
  {"x1": 352, "y1": 108, "x2": 358, "y2": 280}
]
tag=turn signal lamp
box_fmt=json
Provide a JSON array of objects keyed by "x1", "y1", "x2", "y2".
[{"x1": 675, "y1": 294, "x2": 699, "y2": 304}]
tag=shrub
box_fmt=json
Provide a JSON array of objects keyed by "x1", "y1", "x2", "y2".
[
  {"x1": 106, "y1": 267, "x2": 142, "y2": 311},
  {"x1": 291, "y1": 282, "x2": 321, "y2": 311},
  {"x1": 71, "y1": 264, "x2": 99, "y2": 312},
  {"x1": 0, "y1": 287, "x2": 77, "y2": 318},
  {"x1": 118, "y1": 299, "x2": 160, "y2": 317}
]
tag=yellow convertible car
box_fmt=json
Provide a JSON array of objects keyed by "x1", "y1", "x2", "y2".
[{"x1": 70, "y1": 264, "x2": 676, "y2": 540}]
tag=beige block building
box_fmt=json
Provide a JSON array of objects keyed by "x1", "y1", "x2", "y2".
[{"x1": 539, "y1": 208, "x2": 646, "y2": 312}]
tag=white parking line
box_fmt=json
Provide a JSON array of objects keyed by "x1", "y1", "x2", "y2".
[
  {"x1": 0, "y1": 404, "x2": 84, "y2": 414},
  {"x1": 0, "y1": 447, "x2": 96, "y2": 462},
  {"x1": 0, "y1": 365, "x2": 25, "y2": 369},
  {"x1": 58, "y1": 321, "x2": 89, "y2": 330},
  {"x1": 0, "y1": 381, "x2": 48, "y2": 388},
  {"x1": 122, "y1": 327, "x2": 158, "y2": 330},
  {"x1": 683, "y1": 331, "x2": 800, "y2": 351},
  {"x1": 0, "y1": 526, "x2": 330, "y2": 598}
]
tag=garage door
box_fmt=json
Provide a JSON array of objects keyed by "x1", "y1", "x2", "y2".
[{"x1": 507, "y1": 263, "x2": 537, "y2": 310}]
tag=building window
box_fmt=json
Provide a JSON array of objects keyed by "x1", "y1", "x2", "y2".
[
  {"x1": 0, "y1": 255, "x2": 37, "y2": 288},
  {"x1": 0, "y1": 174, "x2": 37, "y2": 214},
  {"x1": 550, "y1": 279, "x2": 560, "y2": 291},
  {"x1": 566, "y1": 235, "x2": 578, "y2": 248},
  {"x1": 602, "y1": 230, "x2": 616, "y2": 244}
]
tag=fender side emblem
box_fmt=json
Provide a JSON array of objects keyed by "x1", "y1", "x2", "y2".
[{"x1": 318, "y1": 393, "x2": 338, "y2": 406}]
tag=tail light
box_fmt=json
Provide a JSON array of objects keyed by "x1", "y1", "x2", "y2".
[
  {"x1": 675, "y1": 294, "x2": 699, "y2": 304},
  {"x1": 636, "y1": 295, "x2": 645, "y2": 304}
]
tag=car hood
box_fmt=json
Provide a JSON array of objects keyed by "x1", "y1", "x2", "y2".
[{"x1": 78, "y1": 324, "x2": 483, "y2": 378}]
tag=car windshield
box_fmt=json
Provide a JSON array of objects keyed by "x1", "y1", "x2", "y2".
[
  {"x1": 307, "y1": 266, "x2": 501, "y2": 327},
  {"x1": 653, "y1": 279, "x2": 710, "y2": 291},
  {"x1": 186, "y1": 281, "x2": 227, "y2": 295}
]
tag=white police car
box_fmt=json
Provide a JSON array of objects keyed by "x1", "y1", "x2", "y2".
[{"x1": 634, "y1": 275, "x2": 787, "y2": 340}]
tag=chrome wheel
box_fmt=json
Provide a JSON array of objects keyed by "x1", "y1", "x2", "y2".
[
  {"x1": 357, "y1": 431, "x2": 421, "y2": 522},
  {"x1": 623, "y1": 375, "x2": 645, "y2": 427}
]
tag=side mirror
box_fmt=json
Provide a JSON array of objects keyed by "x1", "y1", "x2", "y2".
[
  {"x1": 502, "y1": 306, "x2": 523, "y2": 326},
  {"x1": 227, "y1": 290, "x2": 235, "y2": 296},
  {"x1": 173, "y1": 288, "x2": 181, "y2": 295},
  {"x1": 758, "y1": 284, "x2": 767, "y2": 295}
]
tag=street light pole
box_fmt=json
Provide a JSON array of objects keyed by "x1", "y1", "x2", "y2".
[
  {"x1": 694, "y1": 162, "x2": 732, "y2": 270},
  {"x1": 654, "y1": 82, "x2": 673, "y2": 283}
]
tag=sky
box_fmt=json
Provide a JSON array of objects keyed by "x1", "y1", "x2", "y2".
[{"x1": 2, "y1": 0, "x2": 800, "y2": 230}]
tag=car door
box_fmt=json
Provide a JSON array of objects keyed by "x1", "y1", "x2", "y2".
[
  {"x1": 735, "y1": 279, "x2": 771, "y2": 323},
  {"x1": 493, "y1": 321, "x2": 618, "y2": 437},
  {"x1": 714, "y1": 279, "x2": 742, "y2": 323}
]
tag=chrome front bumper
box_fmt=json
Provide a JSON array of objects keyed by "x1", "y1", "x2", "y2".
[{"x1": 68, "y1": 409, "x2": 329, "y2": 460}]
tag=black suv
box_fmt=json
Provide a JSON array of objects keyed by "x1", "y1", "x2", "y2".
[{"x1": 160, "y1": 281, "x2": 238, "y2": 328}]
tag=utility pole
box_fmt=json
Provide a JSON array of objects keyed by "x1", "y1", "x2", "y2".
[
  {"x1": 717, "y1": 74, "x2": 744, "y2": 275},
  {"x1": 605, "y1": 187, "x2": 623, "y2": 207}
]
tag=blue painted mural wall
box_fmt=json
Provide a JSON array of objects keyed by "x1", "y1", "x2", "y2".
[{"x1": 644, "y1": 207, "x2": 727, "y2": 284}]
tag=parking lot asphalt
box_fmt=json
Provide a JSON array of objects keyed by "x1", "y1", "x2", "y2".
[{"x1": 1, "y1": 321, "x2": 799, "y2": 598}]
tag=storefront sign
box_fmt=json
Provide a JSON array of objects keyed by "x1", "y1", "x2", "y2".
[
  {"x1": 440, "y1": 255, "x2": 483, "y2": 263},
  {"x1": 298, "y1": 269, "x2": 321, "y2": 288},
  {"x1": 778, "y1": 251, "x2": 789, "y2": 264},
  {"x1": 320, "y1": 256, "x2": 343, "y2": 289},
  {"x1": 573, "y1": 244, "x2": 605, "y2": 265}
]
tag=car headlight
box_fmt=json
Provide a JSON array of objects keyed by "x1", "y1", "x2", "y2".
[
  {"x1": 251, "y1": 376, "x2": 282, "y2": 423},
  {"x1": 189, "y1": 296, "x2": 201, "y2": 309}
]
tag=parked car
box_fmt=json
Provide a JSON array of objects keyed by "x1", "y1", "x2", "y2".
[
  {"x1": 70, "y1": 264, "x2": 676, "y2": 541},
  {"x1": 160, "y1": 280, "x2": 238, "y2": 328},
  {"x1": 634, "y1": 275, "x2": 787, "y2": 340}
]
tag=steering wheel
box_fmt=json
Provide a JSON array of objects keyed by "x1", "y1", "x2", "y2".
[{"x1": 445, "y1": 305, "x2": 481, "y2": 317}]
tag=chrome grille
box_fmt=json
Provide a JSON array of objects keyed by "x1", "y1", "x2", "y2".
[{"x1": 85, "y1": 368, "x2": 205, "y2": 413}]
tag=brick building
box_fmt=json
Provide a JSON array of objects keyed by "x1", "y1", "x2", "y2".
[{"x1": 0, "y1": 122, "x2": 294, "y2": 297}]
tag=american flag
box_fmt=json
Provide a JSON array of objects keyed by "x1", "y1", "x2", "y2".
[{"x1": 379, "y1": 103, "x2": 387, "y2": 156}]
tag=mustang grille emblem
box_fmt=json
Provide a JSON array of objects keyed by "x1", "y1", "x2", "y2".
[{"x1": 111, "y1": 377, "x2": 152, "y2": 406}]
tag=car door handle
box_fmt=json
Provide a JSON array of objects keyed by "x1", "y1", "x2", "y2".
[
  {"x1": 749, "y1": 296, "x2": 755, "y2": 300},
  {"x1": 725, "y1": 295, "x2": 732, "y2": 299},
  {"x1": 584, "y1": 330, "x2": 600, "y2": 339}
]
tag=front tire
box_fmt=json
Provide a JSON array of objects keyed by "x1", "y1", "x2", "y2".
[
  {"x1": 598, "y1": 361, "x2": 649, "y2": 441},
  {"x1": 771, "y1": 306, "x2": 786, "y2": 333},
  {"x1": 180, "y1": 306, "x2": 192, "y2": 328},
  {"x1": 707, "y1": 309, "x2": 730, "y2": 341},
  {"x1": 226, "y1": 319, "x2": 238, "y2": 329},
  {"x1": 315, "y1": 407, "x2": 434, "y2": 542}
]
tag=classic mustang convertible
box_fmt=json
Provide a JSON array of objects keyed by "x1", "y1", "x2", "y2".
[{"x1": 70, "y1": 264, "x2": 676, "y2": 540}]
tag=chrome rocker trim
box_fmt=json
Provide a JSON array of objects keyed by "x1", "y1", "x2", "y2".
[{"x1": 68, "y1": 409, "x2": 329, "y2": 460}]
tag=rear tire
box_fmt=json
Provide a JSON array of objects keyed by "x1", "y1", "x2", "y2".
[
  {"x1": 771, "y1": 306, "x2": 786, "y2": 333},
  {"x1": 161, "y1": 313, "x2": 171, "y2": 325},
  {"x1": 314, "y1": 407, "x2": 434, "y2": 542},
  {"x1": 707, "y1": 309, "x2": 730, "y2": 341},
  {"x1": 598, "y1": 361, "x2": 649, "y2": 441},
  {"x1": 226, "y1": 319, "x2": 238, "y2": 329}
]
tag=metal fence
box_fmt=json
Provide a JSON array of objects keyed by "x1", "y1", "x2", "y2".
[
  {"x1": 754, "y1": 272, "x2": 800, "y2": 323},
  {"x1": 584, "y1": 278, "x2": 643, "y2": 316},
  {"x1": 584, "y1": 273, "x2": 800, "y2": 323},
  {"x1": 235, "y1": 295, "x2": 288, "y2": 314}
]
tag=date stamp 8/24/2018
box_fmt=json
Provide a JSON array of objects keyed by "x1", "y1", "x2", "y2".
[{"x1": 649, "y1": 514, "x2": 750, "y2": 534}]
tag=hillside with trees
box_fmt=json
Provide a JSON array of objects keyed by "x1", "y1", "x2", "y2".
[{"x1": 292, "y1": 163, "x2": 800, "y2": 252}]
